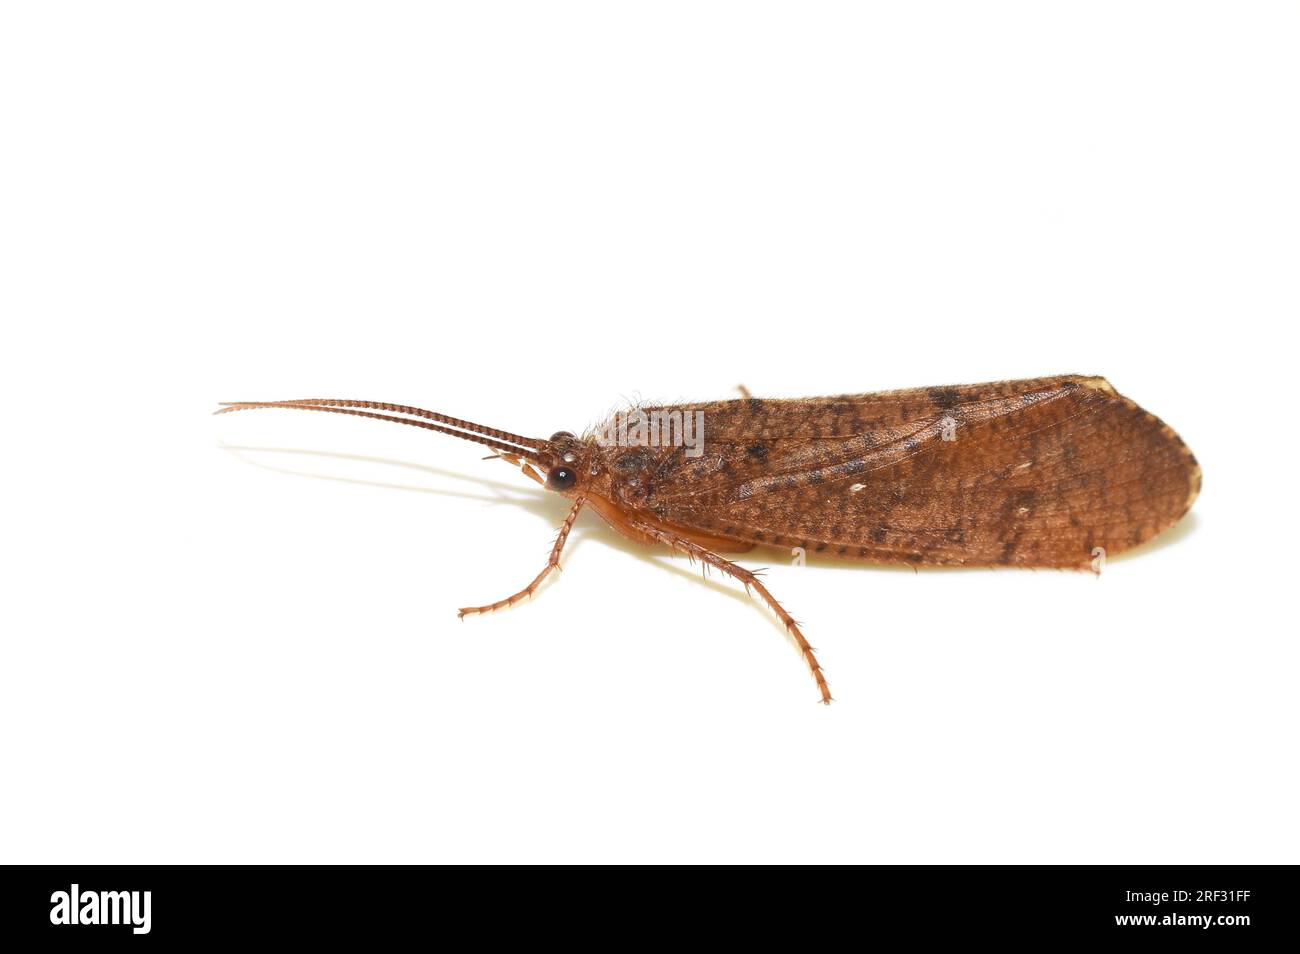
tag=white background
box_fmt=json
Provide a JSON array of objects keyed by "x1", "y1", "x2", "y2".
[{"x1": 2, "y1": 3, "x2": 1296, "y2": 864}]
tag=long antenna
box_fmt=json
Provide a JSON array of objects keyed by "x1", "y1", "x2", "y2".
[{"x1": 216, "y1": 400, "x2": 543, "y2": 461}]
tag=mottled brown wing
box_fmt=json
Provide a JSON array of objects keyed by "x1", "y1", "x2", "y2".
[
  {"x1": 637, "y1": 375, "x2": 1100, "y2": 440},
  {"x1": 622, "y1": 376, "x2": 1199, "y2": 569}
]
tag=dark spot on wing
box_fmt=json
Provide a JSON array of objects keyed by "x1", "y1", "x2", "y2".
[
  {"x1": 928, "y1": 387, "x2": 961, "y2": 409},
  {"x1": 613, "y1": 448, "x2": 655, "y2": 472}
]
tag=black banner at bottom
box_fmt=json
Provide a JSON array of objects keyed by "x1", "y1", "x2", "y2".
[{"x1": 2, "y1": 865, "x2": 1289, "y2": 943}]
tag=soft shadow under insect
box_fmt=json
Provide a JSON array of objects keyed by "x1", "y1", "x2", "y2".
[
  {"x1": 222, "y1": 443, "x2": 775, "y2": 634},
  {"x1": 220, "y1": 442, "x2": 753, "y2": 582},
  {"x1": 220, "y1": 444, "x2": 546, "y2": 509}
]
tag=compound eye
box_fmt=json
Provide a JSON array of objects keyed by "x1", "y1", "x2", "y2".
[
  {"x1": 549, "y1": 430, "x2": 575, "y2": 442},
  {"x1": 547, "y1": 466, "x2": 577, "y2": 491}
]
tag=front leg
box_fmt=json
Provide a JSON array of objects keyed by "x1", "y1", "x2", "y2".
[{"x1": 458, "y1": 495, "x2": 586, "y2": 618}]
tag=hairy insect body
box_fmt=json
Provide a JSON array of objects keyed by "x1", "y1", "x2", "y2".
[{"x1": 219, "y1": 375, "x2": 1199, "y2": 702}]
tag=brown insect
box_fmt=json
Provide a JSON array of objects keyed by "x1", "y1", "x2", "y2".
[{"x1": 218, "y1": 374, "x2": 1200, "y2": 703}]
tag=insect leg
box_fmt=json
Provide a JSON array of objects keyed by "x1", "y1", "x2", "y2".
[
  {"x1": 458, "y1": 495, "x2": 586, "y2": 618},
  {"x1": 624, "y1": 516, "x2": 832, "y2": 704}
]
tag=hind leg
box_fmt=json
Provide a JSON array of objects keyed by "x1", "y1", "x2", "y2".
[{"x1": 624, "y1": 515, "x2": 832, "y2": 704}]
